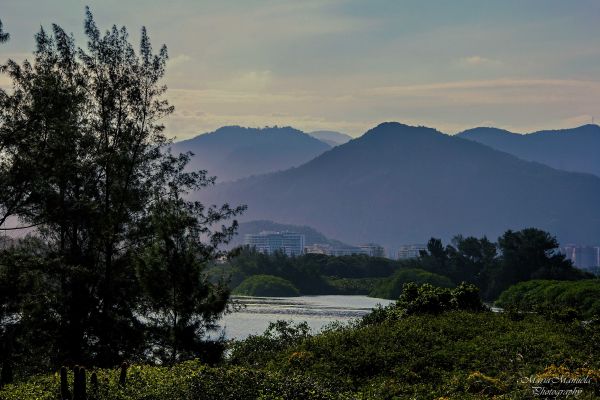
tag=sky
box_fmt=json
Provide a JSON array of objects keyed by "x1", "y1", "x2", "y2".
[{"x1": 2, "y1": 0, "x2": 600, "y2": 139}]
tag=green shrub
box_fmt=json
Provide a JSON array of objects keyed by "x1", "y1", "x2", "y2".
[
  {"x1": 228, "y1": 321, "x2": 311, "y2": 368},
  {"x1": 326, "y1": 277, "x2": 385, "y2": 295},
  {"x1": 362, "y1": 282, "x2": 485, "y2": 324},
  {"x1": 233, "y1": 275, "x2": 300, "y2": 297},
  {"x1": 496, "y1": 279, "x2": 600, "y2": 318},
  {"x1": 0, "y1": 361, "x2": 352, "y2": 400}
]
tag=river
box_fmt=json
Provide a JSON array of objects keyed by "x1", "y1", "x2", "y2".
[{"x1": 215, "y1": 295, "x2": 394, "y2": 340}]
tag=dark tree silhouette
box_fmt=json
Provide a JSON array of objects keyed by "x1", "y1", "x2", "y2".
[{"x1": 0, "y1": 8, "x2": 244, "y2": 377}]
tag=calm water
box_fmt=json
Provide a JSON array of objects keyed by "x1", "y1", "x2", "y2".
[{"x1": 215, "y1": 295, "x2": 394, "y2": 340}]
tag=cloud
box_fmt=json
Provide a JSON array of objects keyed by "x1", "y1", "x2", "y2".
[
  {"x1": 221, "y1": 70, "x2": 273, "y2": 92},
  {"x1": 161, "y1": 75, "x2": 600, "y2": 139},
  {"x1": 459, "y1": 55, "x2": 500, "y2": 67},
  {"x1": 166, "y1": 54, "x2": 191, "y2": 68}
]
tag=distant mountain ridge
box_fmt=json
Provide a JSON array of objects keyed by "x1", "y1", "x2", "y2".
[
  {"x1": 309, "y1": 130, "x2": 353, "y2": 146},
  {"x1": 172, "y1": 126, "x2": 331, "y2": 182},
  {"x1": 200, "y1": 122, "x2": 600, "y2": 249},
  {"x1": 457, "y1": 124, "x2": 600, "y2": 177}
]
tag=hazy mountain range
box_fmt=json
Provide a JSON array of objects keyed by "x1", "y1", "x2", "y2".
[
  {"x1": 308, "y1": 130, "x2": 353, "y2": 146},
  {"x1": 197, "y1": 122, "x2": 600, "y2": 249},
  {"x1": 457, "y1": 124, "x2": 600, "y2": 177},
  {"x1": 171, "y1": 126, "x2": 331, "y2": 182}
]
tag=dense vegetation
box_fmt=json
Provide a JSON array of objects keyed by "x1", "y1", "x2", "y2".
[
  {"x1": 233, "y1": 275, "x2": 300, "y2": 297},
  {"x1": 496, "y1": 279, "x2": 600, "y2": 318},
  {"x1": 2, "y1": 284, "x2": 599, "y2": 399}
]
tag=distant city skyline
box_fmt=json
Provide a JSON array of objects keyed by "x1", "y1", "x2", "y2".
[{"x1": 2, "y1": 0, "x2": 600, "y2": 139}]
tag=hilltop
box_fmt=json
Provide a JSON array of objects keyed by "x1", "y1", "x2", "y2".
[
  {"x1": 172, "y1": 126, "x2": 331, "y2": 182},
  {"x1": 458, "y1": 124, "x2": 600, "y2": 177}
]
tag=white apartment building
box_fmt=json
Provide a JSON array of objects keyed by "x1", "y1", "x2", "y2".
[
  {"x1": 397, "y1": 244, "x2": 426, "y2": 260},
  {"x1": 244, "y1": 231, "x2": 306, "y2": 256}
]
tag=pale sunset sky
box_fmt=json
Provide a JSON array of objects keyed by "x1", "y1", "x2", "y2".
[{"x1": 2, "y1": 0, "x2": 600, "y2": 139}]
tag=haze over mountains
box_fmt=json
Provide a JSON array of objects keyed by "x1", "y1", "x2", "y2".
[
  {"x1": 308, "y1": 131, "x2": 353, "y2": 147},
  {"x1": 199, "y1": 122, "x2": 600, "y2": 250},
  {"x1": 457, "y1": 124, "x2": 600, "y2": 177},
  {"x1": 171, "y1": 126, "x2": 331, "y2": 182}
]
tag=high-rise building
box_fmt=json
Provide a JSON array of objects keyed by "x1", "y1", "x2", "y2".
[
  {"x1": 562, "y1": 244, "x2": 600, "y2": 270},
  {"x1": 327, "y1": 246, "x2": 370, "y2": 257},
  {"x1": 304, "y1": 243, "x2": 331, "y2": 255},
  {"x1": 359, "y1": 243, "x2": 386, "y2": 258},
  {"x1": 305, "y1": 243, "x2": 385, "y2": 257},
  {"x1": 243, "y1": 231, "x2": 305, "y2": 256},
  {"x1": 397, "y1": 244, "x2": 426, "y2": 260}
]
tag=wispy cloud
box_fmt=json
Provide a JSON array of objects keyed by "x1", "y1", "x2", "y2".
[
  {"x1": 458, "y1": 55, "x2": 501, "y2": 67},
  {"x1": 167, "y1": 54, "x2": 191, "y2": 68},
  {"x1": 3, "y1": 0, "x2": 600, "y2": 138}
]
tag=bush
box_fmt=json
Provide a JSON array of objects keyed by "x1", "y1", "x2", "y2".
[
  {"x1": 326, "y1": 277, "x2": 384, "y2": 295},
  {"x1": 0, "y1": 360, "x2": 352, "y2": 400},
  {"x1": 228, "y1": 321, "x2": 311, "y2": 368},
  {"x1": 233, "y1": 275, "x2": 300, "y2": 297},
  {"x1": 496, "y1": 279, "x2": 600, "y2": 319},
  {"x1": 363, "y1": 282, "x2": 486, "y2": 324},
  {"x1": 269, "y1": 312, "x2": 600, "y2": 398}
]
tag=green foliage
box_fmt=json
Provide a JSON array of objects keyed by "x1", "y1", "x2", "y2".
[
  {"x1": 496, "y1": 279, "x2": 600, "y2": 319},
  {"x1": 134, "y1": 193, "x2": 237, "y2": 364},
  {"x1": 363, "y1": 282, "x2": 485, "y2": 324},
  {"x1": 326, "y1": 277, "x2": 384, "y2": 295},
  {"x1": 219, "y1": 247, "x2": 426, "y2": 296},
  {"x1": 233, "y1": 275, "x2": 300, "y2": 297},
  {"x1": 226, "y1": 248, "x2": 332, "y2": 295},
  {"x1": 229, "y1": 312, "x2": 599, "y2": 398},
  {"x1": 228, "y1": 321, "x2": 311, "y2": 368},
  {"x1": 369, "y1": 268, "x2": 454, "y2": 299},
  {"x1": 0, "y1": 360, "x2": 351, "y2": 400},
  {"x1": 417, "y1": 230, "x2": 591, "y2": 300},
  {"x1": 2, "y1": 311, "x2": 600, "y2": 399}
]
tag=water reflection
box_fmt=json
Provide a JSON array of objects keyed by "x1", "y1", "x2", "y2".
[{"x1": 216, "y1": 295, "x2": 394, "y2": 340}]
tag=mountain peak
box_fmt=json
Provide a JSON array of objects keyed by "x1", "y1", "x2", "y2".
[
  {"x1": 458, "y1": 124, "x2": 600, "y2": 177},
  {"x1": 171, "y1": 125, "x2": 330, "y2": 182},
  {"x1": 358, "y1": 122, "x2": 444, "y2": 148}
]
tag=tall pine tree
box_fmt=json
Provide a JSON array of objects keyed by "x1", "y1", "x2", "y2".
[{"x1": 0, "y1": 9, "x2": 244, "y2": 375}]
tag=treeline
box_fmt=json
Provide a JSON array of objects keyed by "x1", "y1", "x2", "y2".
[
  {"x1": 221, "y1": 228, "x2": 592, "y2": 300},
  {"x1": 0, "y1": 11, "x2": 243, "y2": 384},
  {"x1": 416, "y1": 229, "x2": 592, "y2": 299}
]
